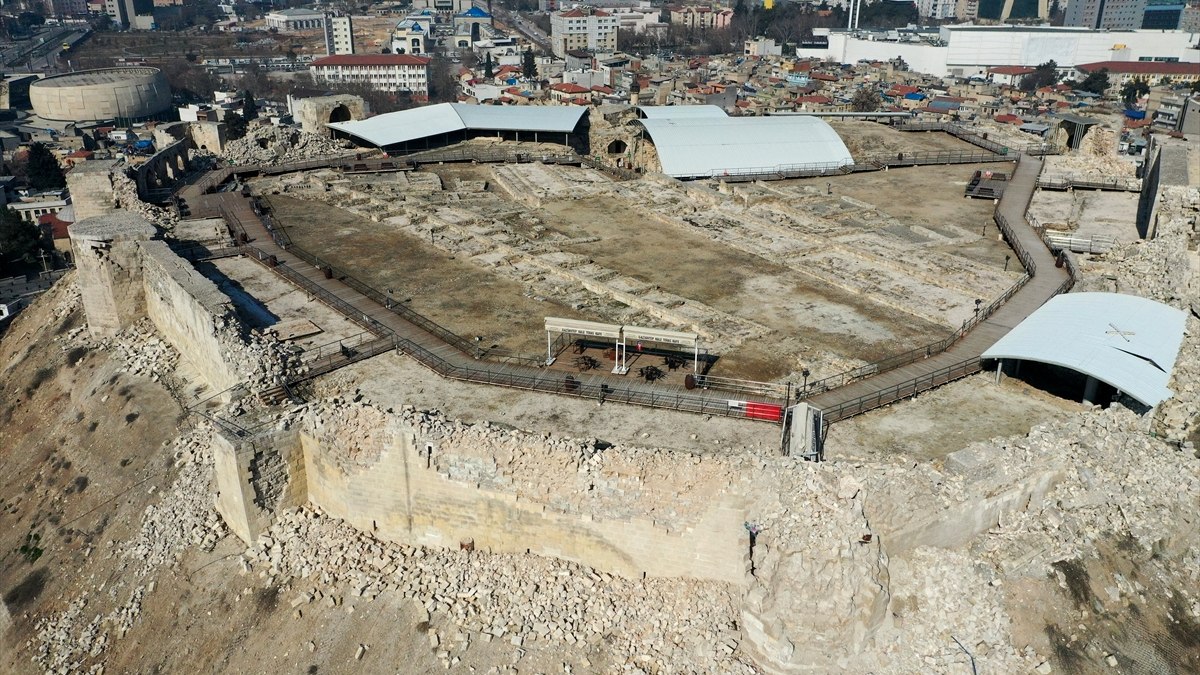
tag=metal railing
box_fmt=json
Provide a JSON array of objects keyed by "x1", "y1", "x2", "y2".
[
  {"x1": 1037, "y1": 175, "x2": 1140, "y2": 192},
  {"x1": 819, "y1": 357, "x2": 983, "y2": 423},
  {"x1": 693, "y1": 374, "x2": 791, "y2": 400},
  {"x1": 236, "y1": 244, "x2": 783, "y2": 421},
  {"x1": 403, "y1": 145, "x2": 580, "y2": 166},
  {"x1": 1043, "y1": 231, "x2": 1117, "y2": 254}
]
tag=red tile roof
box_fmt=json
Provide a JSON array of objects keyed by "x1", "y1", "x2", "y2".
[
  {"x1": 310, "y1": 54, "x2": 430, "y2": 67},
  {"x1": 1075, "y1": 61, "x2": 1199, "y2": 75},
  {"x1": 994, "y1": 113, "x2": 1022, "y2": 124},
  {"x1": 550, "y1": 82, "x2": 589, "y2": 94}
]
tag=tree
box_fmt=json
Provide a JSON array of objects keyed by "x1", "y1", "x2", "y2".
[
  {"x1": 26, "y1": 143, "x2": 65, "y2": 191},
  {"x1": 1078, "y1": 68, "x2": 1110, "y2": 95},
  {"x1": 851, "y1": 87, "x2": 882, "y2": 112},
  {"x1": 0, "y1": 206, "x2": 42, "y2": 272},
  {"x1": 242, "y1": 91, "x2": 258, "y2": 121},
  {"x1": 225, "y1": 112, "x2": 248, "y2": 141},
  {"x1": 1019, "y1": 60, "x2": 1058, "y2": 92},
  {"x1": 484, "y1": 52, "x2": 494, "y2": 78},
  {"x1": 522, "y1": 48, "x2": 538, "y2": 80},
  {"x1": 1120, "y1": 78, "x2": 1150, "y2": 106}
]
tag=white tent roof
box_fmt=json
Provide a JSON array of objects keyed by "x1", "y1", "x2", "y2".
[
  {"x1": 981, "y1": 292, "x2": 1187, "y2": 407},
  {"x1": 637, "y1": 116, "x2": 854, "y2": 179},
  {"x1": 327, "y1": 103, "x2": 587, "y2": 147},
  {"x1": 636, "y1": 105, "x2": 728, "y2": 119}
]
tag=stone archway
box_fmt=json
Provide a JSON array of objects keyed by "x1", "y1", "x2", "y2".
[
  {"x1": 607, "y1": 139, "x2": 628, "y2": 155},
  {"x1": 329, "y1": 105, "x2": 352, "y2": 124}
]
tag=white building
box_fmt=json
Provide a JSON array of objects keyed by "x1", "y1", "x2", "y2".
[
  {"x1": 745, "y1": 37, "x2": 783, "y2": 57},
  {"x1": 265, "y1": 7, "x2": 325, "y2": 31},
  {"x1": 611, "y1": 7, "x2": 664, "y2": 33},
  {"x1": 326, "y1": 15, "x2": 354, "y2": 55},
  {"x1": 12, "y1": 198, "x2": 69, "y2": 223},
  {"x1": 309, "y1": 54, "x2": 431, "y2": 97},
  {"x1": 796, "y1": 25, "x2": 1200, "y2": 79},
  {"x1": 392, "y1": 18, "x2": 432, "y2": 55},
  {"x1": 550, "y1": 7, "x2": 619, "y2": 58}
]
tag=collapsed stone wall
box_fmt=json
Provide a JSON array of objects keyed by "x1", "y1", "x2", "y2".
[
  {"x1": 138, "y1": 239, "x2": 293, "y2": 396},
  {"x1": 216, "y1": 398, "x2": 749, "y2": 584},
  {"x1": 296, "y1": 399, "x2": 748, "y2": 583}
]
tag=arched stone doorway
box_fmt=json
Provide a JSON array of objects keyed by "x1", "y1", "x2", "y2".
[
  {"x1": 607, "y1": 139, "x2": 628, "y2": 155},
  {"x1": 329, "y1": 105, "x2": 352, "y2": 124}
]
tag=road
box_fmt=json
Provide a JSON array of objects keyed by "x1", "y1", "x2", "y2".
[{"x1": 476, "y1": 1, "x2": 551, "y2": 51}]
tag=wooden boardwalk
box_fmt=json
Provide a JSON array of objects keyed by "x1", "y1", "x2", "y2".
[
  {"x1": 197, "y1": 192, "x2": 784, "y2": 422},
  {"x1": 805, "y1": 156, "x2": 1070, "y2": 422}
]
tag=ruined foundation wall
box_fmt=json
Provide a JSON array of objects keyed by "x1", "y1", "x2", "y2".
[
  {"x1": 295, "y1": 402, "x2": 748, "y2": 583},
  {"x1": 139, "y1": 240, "x2": 242, "y2": 393}
]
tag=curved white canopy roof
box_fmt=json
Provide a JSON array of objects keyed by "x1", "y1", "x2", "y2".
[
  {"x1": 637, "y1": 115, "x2": 854, "y2": 179},
  {"x1": 981, "y1": 292, "x2": 1187, "y2": 407},
  {"x1": 327, "y1": 103, "x2": 587, "y2": 148}
]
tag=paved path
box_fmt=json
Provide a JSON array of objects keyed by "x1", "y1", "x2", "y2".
[{"x1": 805, "y1": 156, "x2": 1070, "y2": 422}]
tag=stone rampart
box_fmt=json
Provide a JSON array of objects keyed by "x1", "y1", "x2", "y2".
[
  {"x1": 218, "y1": 400, "x2": 750, "y2": 583},
  {"x1": 139, "y1": 240, "x2": 243, "y2": 393}
]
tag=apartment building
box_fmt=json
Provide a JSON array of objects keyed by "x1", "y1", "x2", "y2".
[
  {"x1": 550, "y1": 7, "x2": 619, "y2": 58},
  {"x1": 326, "y1": 15, "x2": 354, "y2": 55},
  {"x1": 309, "y1": 54, "x2": 431, "y2": 96},
  {"x1": 667, "y1": 5, "x2": 734, "y2": 30}
]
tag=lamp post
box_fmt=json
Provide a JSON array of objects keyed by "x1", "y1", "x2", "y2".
[
  {"x1": 1004, "y1": 254, "x2": 1011, "y2": 271},
  {"x1": 974, "y1": 298, "x2": 982, "y2": 318},
  {"x1": 802, "y1": 368, "x2": 810, "y2": 394}
]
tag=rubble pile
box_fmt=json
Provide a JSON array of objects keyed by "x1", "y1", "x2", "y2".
[
  {"x1": 214, "y1": 315, "x2": 300, "y2": 396},
  {"x1": 1155, "y1": 316, "x2": 1200, "y2": 442},
  {"x1": 220, "y1": 126, "x2": 356, "y2": 166},
  {"x1": 111, "y1": 169, "x2": 178, "y2": 231},
  {"x1": 33, "y1": 428, "x2": 222, "y2": 672},
  {"x1": 248, "y1": 507, "x2": 754, "y2": 673},
  {"x1": 1044, "y1": 125, "x2": 1136, "y2": 179},
  {"x1": 1079, "y1": 232, "x2": 1192, "y2": 302},
  {"x1": 741, "y1": 403, "x2": 1200, "y2": 673},
  {"x1": 121, "y1": 425, "x2": 225, "y2": 574}
]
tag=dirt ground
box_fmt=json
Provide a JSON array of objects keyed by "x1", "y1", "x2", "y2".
[
  {"x1": 317, "y1": 351, "x2": 783, "y2": 455},
  {"x1": 1027, "y1": 189, "x2": 1143, "y2": 243},
  {"x1": 267, "y1": 193, "x2": 591, "y2": 355},
  {"x1": 204, "y1": 255, "x2": 368, "y2": 358},
  {"x1": 260, "y1": 154, "x2": 1026, "y2": 384},
  {"x1": 829, "y1": 121, "x2": 989, "y2": 159},
  {"x1": 826, "y1": 373, "x2": 1082, "y2": 463}
]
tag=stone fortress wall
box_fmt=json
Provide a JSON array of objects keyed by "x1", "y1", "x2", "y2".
[
  {"x1": 67, "y1": 210, "x2": 292, "y2": 399},
  {"x1": 215, "y1": 400, "x2": 750, "y2": 584}
]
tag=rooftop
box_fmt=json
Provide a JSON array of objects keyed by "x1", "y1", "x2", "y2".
[{"x1": 982, "y1": 292, "x2": 1187, "y2": 407}]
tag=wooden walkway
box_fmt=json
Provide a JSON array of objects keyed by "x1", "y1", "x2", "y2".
[
  {"x1": 805, "y1": 156, "x2": 1070, "y2": 422},
  {"x1": 197, "y1": 192, "x2": 786, "y2": 422},
  {"x1": 181, "y1": 151, "x2": 1068, "y2": 428}
]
